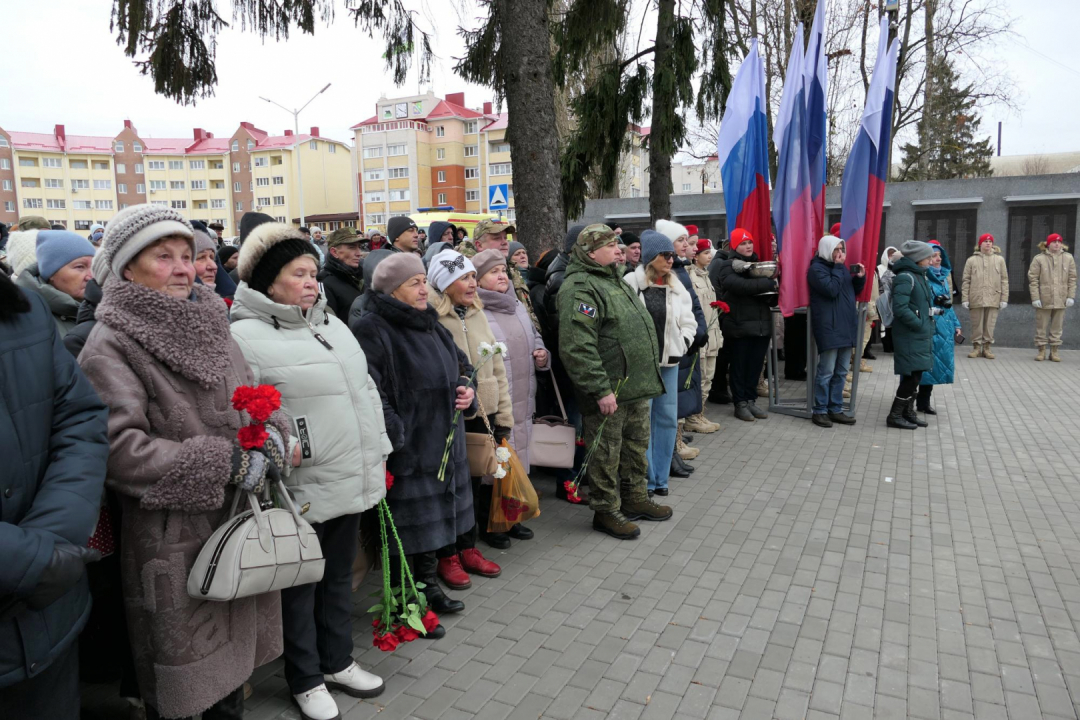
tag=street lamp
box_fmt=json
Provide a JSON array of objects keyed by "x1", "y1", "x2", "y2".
[{"x1": 259, "y1": 83, "x2": 331, "y2": 227}]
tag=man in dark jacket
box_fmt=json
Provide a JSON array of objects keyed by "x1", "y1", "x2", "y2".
[
  {"x1": 318, "y1": 227, "x2": 365, "y2": 318},
  {"x1": 558, "y1": 224, "x2": 672, "y2": 539},
  {"x1": 386, "y1": 216, "x2": 420, "y2": 254},
  {"x1": 807, "y1": 236, "x2": 866, "y2": 427},
  {"x1": 0, "y1": 273, "x2": 108, "y2": 716}
]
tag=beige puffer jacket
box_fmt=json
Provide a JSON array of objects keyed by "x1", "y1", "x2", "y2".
[
  {"x1": 430, "y1": 285, "x2": 514, "y2": 430},
  {"x1": 1028, "y1": 246, "x2": 1077, "y2": 309},
  {"x1": 961, "y1": 246, "x2": 1008, "y2": 308},
  {"x1": 689, "y1": 264, "x2": 723, "y2": 356}
]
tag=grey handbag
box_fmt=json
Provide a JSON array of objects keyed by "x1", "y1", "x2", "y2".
[
  {"x1": 187, "y1": 480, "x2": 325, "y2": 601},
  {"x1": 529, "y1": 368, "x2": 577, "y2": 469}
]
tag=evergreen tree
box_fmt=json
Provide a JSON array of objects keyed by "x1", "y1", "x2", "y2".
[{"x1": 898, "y1": 57, "x2": 994, "y2": 181}]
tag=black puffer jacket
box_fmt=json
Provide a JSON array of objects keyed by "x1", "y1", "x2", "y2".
[
  {"x1": 712, "y1": 248, "x2": 778, "y2": 338},
  {"x1": 63, "y1": 278, "x2": 103, "y2": 358},
  {"x1": 318, "y1": 256, "x2": 364, "y2": 319}
]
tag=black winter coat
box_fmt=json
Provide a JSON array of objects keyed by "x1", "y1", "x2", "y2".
[
  {"x1": 352, "y1": 292, "x2": 476, "y2": 555},
  {"x1": 673, "y1": 260, "x2": 707, "y2": 418},
  {"x1": 807, "y1": 256, "x2": 866, "y2": 352},
  {"x1": 63, "y1": 278, "x2": 103, "y2": 358},
  {"x1": 0, "y1": 281, "x2": 108, "y2": 688},
  {"x1": 318, "y1": 257, "x2": 364, "y2": 319},
  {"x1": 712, "y1": 249, "x2": 778, "y2": 338}
]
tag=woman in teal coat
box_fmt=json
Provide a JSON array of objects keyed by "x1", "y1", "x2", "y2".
[
  {"x1": 887, "y1": 241, "x2": 936, "y2": 429},
  {"x1": 916, "y1": 242, "x2": 962, "y2": 415}
]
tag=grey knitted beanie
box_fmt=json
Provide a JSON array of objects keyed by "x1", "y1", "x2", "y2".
[
  {"x1": 100, "y1": 204, "x2": 194, "y2": 286},
  {"x1": 639, "y1": 229, "x2": 676, "y2": 266}
]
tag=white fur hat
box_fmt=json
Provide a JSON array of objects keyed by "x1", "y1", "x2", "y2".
[
  {"x1": 6, "y1": 230, "x2": 40, "y2": 278},
  {"x1": 655, "y1": 219, "x2": 689, "y2": 243}
]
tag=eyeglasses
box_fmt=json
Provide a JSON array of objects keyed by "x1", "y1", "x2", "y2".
[{"x1": 657, "y1": 252, "x2": 675, "y2": 260}]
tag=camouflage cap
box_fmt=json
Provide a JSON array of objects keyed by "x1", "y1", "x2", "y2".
[
  {"x1": 17, "y1": 215, "x2": 50, "y2": 231},
  {"x1": 327, "y1": 227, "x2": 361, "y2": 248},
  {"x1": 473, "y1": 219, "x2": 515, "y2": 239},
  {"x1": 576, "y1": 223, "x2": 618, "y2": 252}
]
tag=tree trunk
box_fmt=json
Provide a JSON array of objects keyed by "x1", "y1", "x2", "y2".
[
  {"x1": 648, "y1": 0, "x2": 676, "y2": 223},
  {"x1": 498, "y1": 0, "x2": 566, "y2": 255},
  {"x1": 918, "y1": 0, "x2": 936, "y2": 177}
]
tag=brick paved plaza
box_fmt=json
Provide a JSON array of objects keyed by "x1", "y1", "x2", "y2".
[{"x1": 89, "y1": 347, "x2": 1080, "y2": 719}]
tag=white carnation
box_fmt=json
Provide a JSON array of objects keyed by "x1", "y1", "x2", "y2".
[
  {"x1": 493, "y1": 465, "x2": 507, "y2": 479},
  {"x1": 495, "y1": 447, "x2": 511, "y2": 463}
]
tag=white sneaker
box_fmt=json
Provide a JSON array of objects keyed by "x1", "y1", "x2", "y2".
[
  {"x1": 293, "y1": 684, "x2": 341, "y2": 720},
  {"x1": 324, "y1": 661, "x2": 385, "y2": 699}
]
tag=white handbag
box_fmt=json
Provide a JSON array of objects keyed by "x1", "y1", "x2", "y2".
[
  {"x1": 187, "y1": 480, "x2": 325, "y2": 601},
  {"x1": 529, "y1": 368, "x2": 577, "y2": 469}
]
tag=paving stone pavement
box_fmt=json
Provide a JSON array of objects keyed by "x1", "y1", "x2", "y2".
[{"x1": 90, "y1": 347, "x2": 1080, "y2": 719}]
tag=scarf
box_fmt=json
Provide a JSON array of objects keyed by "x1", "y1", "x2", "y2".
[{"x1": 324, "y1": 254, "x2": 363, "y2": 289}]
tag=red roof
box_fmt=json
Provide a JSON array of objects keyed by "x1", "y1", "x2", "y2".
[
  {"x1": 186, "y1": 137, "x2": 231, "y2": 155},
  {"x1": 350, "y1": 115, "x2": 379, "y2": 129},
  {"x1": 142, "y1": 137, "x2": 193, "y2": 154},
  {"x1": 426, "y1": 100, "x2": 484, "y2": 120},
  {"x1": 8, "y1": 131, "x2": 64, "y2": 152},
  {"x1": 63, "y1": 135, "x2": 114, "y2": 153},
  {"x1": 482, "y1": 112, "x2": 508, "y2": 132}
]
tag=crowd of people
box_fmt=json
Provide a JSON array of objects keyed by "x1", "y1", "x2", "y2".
[{"x1": 1, "y1": 202, "x2": 1075, "y2": 720}]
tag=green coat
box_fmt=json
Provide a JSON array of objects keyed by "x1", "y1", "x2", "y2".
[
  {"x1": 890, "y1": 256, "x2": 935, "y2": 376},
  {"x1": 557, "y1": 246, "x2": 664, "y2": 409}
]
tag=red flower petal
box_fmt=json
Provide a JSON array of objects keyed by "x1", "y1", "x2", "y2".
[
  {"x1": 373, "y1": 632, "x2": 400, "y2": 651},
  {"x1": 421, "y1": 610, "x2": 440, "y2": 633},
  {"x1": 394, "y1": 625, "x2": 420, "y2": 642},
  {"x1": 385, "y1": 470, "x2": 395, "y2": 491},
  {"x1": 237, "y1": 424, "x2": 269, "y2": 450}
]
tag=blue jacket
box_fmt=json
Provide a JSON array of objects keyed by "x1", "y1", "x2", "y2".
[
  {"x1": 807, "y1": 256, "x2": 866, "y2": 352},
  {"x1": 921, "y1": 250, "x2": 961, "y2": 386},
  {"x1": 0, "y1": 284, "x2": 108, "y2": 688}
]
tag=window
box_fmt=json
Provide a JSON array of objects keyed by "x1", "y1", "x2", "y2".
[
  {"x1": 491, "y1": 142, "x2": 510, "y2": 153},
  {"x1": 165, "y1": 160, "x2": 181, "y2": 171},
  {"x1": 466, "y1": 189, "x2": 480, "y2": 202},
  {"x1": 365, "y1": 192, "x2": 384, "y2": 203},
  {"x1": 115, "y1": 142, "x2": 124, "y2": 152},
  {"x1": 171, "y1": 200, "x2": 186, "y2": 209},
  {"x1": 118, "y1": 183, "x2": 127, "y2": 194},
  {"x1": 364, "y1": 169, "x2": 384, "y2": 181},
  {"x1": 148, "y1": 160, "x2": 165, "y2": 170},
  {"x1": 73, "y1": 200, "x2": 92, "y2": 210},
  {"x1": 71, "y1": 179, "x2": 89, "y2": 190},
  {"x1": 194, "y1": 201, "x2": 207, "y2": 210},
  {"x1": 272, "y1": 176, "x2": 284, "y2": 185},
  {"x1": 387, "y1": 144, "x2": 406, "y2": 156},
  {"x1": 232, "y1": 140, "x2": 239, "y2": 152},
  {"x1": 136, "y1": 183, "x2": 145, "y2": 193},
  {"x1": 309, "y1": 141, "x2": 318, "y2": 151},
  {"x1": 191, "y1": 180, "x2": 206, "y2": 190},
  {"x1": 21, "y1": 178, "x2": 39, "y2": 188},
  {"x1": 234, "y1": 182, "x2": 242, "y2": 192},
  {"x1": 47, "y1": 199, "x2": 66, "y2": 210},
  {"x1": 23, "y1": 198, "x2": 42, "y2": 209},
  {"x1": 43, "y1": 158, "x2": 62, "y2": 168},
  {"x1": 93, "y1": 161, "x2": 110, "y2": 170},
  {"x1": 94, "y1": 180, "x2": 112, "y2": 190},
  {"x1": 254, "y1": 157, "x2": 268, "y2": 167},
  {"x1": 506, "y1": 208, "x2": 516, "y2": 222},
  {"x1": 249, "y1": 182, "x2": 253, "y2": 192},
  {"x1": 489, "y1": 163, "x2": 512, "y2": 176},
  {"x1": 436, "y1": 126, "x2": 445, "y2": 137},
  {"x1": 464, "y1": 145, "x2": 478, "y2": 157},
  {"x1": 388, "y1": 167, "x2": 409, "y2": 179},
  {"x1": 389, "y1": 189, "x2": 410, "y2": 201},
  {"x1": 271, "y1": 155, "x2": 283, "y2": 165},
  {"x1": 363, "y1": 147, "x2": 383, "y2": 159},
  {"x1": 116, "y1": 163, "x2": 126, "y2": 174},
  {"x1": 150, "y1": 180, "x2": 166, "y2": 190},
  {"x1": 437, "y1": 171, "x2": 446, "y2": 183},
  {"x1": 257, "y1": 197, "x2": 271, "y2": 207},
  {"x1": 464, "y1": 121, "x2": 478, "y2": 134},
  {"x1": 4, "y1": 201, "x2": 13, "y2": 212},
  {"x1": 437, "y1": 148, "x2": 446, "y2": 160},
  {"x1": 69, "y1": 160, "x2": 88, "y2": 170},
  {"x1": 74, "y1": 220, "x2": 92, "y2": 230},
  {"x1": 1, "y1": 180, "x2": 9, "y2": 191},
  {"x1": 247, "y1": 140, "x2": 255, "y2": 151},
  {"x1": 132, "y1": 142, "x2": 142, "y2": 152},
  {"x1": 211, "y1": 161, "x2": 223, "y2": 170},
  {"x1": 44, "y1": 178, "x2": 63, "y2": 188},
  {"x1": 437, "y1": 193, "x2": 447, "y2": 205},
  {"x1": 212, "y1": 181, "x2": 224, "y2": 189},
  {"x1": 275, "y1": 216, "x2": 287, "y2": 223},
  {"x1": 367, "y1": 213, "x2": 386, "y2": 225},
  {"x1": 1006, "y1": 203, "x2": 1078, "y2": 303},
  {"x1": 95, "y1": 200, "x2": 113, "y2": 210},
  {"x1": 213, "y1": 218, "x2": 228, "y2": 228},
  {"x1": 190, "y1": 160, "x2": 205, "y2": 170},
  {"x1": 328, "y1": 144, "x2": 335, "y2": 154},
  {"x1": 151, "y1": 200, "x2": 168, "y2": 207},
  {"x1": 19, "y1": 158, "x2": 37, "y2": 167},
  {"x1": 233, "y1": 162, "x2": 240, "y2": 173},
  {"x1": 465, "y1": 167, "x2": 479, "y2": 180},
  {"x1": 682, "y1": 183, "x2": 692, "y2": 192},
  {"x1": 0, "y1": 137, "x2": 9, "y2": 148},
  {"x1": 135, "y1": 163, "x2": 144, "y2": 174},
  {"x1": 235, "y1": 202, "x2": 244, "y2": 212},
  {"x1": 273, "y1": 195, "x2": 285, "y2": 206},
  {"x1": 256, "y1": 177, "x2": 270, "y2": 187},
  {"x1": 170, "y1": 181, "x2": 185, "y2": 190},
  {"x1": 211, "y1": 199, "x2": 225, "y2": 209},
  {"x1": 0, "y1": 159, "x2": 9, "y2": 169}
]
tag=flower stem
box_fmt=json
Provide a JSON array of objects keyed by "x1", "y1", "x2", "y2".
[{"x1": 569, "y1": 377, "x2": 628, "y2": 492}]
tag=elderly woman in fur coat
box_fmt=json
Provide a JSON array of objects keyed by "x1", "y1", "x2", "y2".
[{"x1": 78, "y1": 204, "x2": 294, "y2": 720}]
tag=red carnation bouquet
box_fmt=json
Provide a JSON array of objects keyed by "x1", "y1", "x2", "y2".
[{"x1": 232, "y1": 385, "x2": 282, "y2": 449}]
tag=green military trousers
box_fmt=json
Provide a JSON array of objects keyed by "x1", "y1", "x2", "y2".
[{"x1": 581, "y1": 399, "x2": 651, "y2": 514}]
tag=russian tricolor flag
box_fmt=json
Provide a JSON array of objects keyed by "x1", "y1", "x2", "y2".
[
  {"x1": 803, "y1": 0, "x2": 829, "y2": 238},
  {"x1": 717, "y1": 41, "x2": 772, "y2": 261},
  {"x1": 839, "y1": 17, "x2": 899, "y2": 303}
]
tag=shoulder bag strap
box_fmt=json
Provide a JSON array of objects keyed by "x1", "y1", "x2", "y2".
[
  {"x1": 474, "y1": 391, "x2": 496, "y2": 445},
  {"x1": 539, "y1": 366, "x2": 569, "y2": 423}
]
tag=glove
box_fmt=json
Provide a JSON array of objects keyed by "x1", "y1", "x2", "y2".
[
  {"x1": 26, "y1": 544, "x2": 101, "y2": 610},
  {"x1": 1033, "y1": 300, "x2": 1043, "y2": 309},
  {"x1": 962, "y1": 301, "x2": 969, "y2": 310},
  {"x1": 494, "y1": 426, "x2": 512, "y2": 444},
  {"x1": 259, "y1": 425, "x2": 286, "y2": 480},
  {"x1": 732, "y1": 259, "x2": 751, "y2": 273},
  {"x1": 930, "y1": 307, "x2": 944, "y2": 316},
  {"x1": 1067, "y1": 299, "x2": 1074, "y2": 308},
  {"x1": 229, "y1": 446, "x2": 268, "y2": 494},
  {"x1": 1000, "y1": 302, "x2": 1008, "y2": 310}
]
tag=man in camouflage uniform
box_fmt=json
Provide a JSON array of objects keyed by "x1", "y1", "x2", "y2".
[
  {"x1": 558, "y1": 224, "x2": 673, "y2": 539},
  {"x1": 464, "y1": 218, "x2": 540, "y2": 330}
]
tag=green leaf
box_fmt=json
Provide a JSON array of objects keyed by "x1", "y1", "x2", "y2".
[
  {"x1": 408, "y1": 614, "x2": 426, "y2": 632},
  {"x1": 367, "y1": 604, "x2": 384, "y2": 614}
]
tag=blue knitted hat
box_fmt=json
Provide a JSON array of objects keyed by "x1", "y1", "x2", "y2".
[
  {"x1": 35, "y1": 230, "x2": 96, "y2": 281},
  {"x1": 639, "y1": 230, "x2": 675, "y2": 267}
]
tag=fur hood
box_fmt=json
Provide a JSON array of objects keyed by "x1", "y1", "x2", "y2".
[
  {"x1": 1039, "y1": 241, "x2": 1071, "y2": 253},
  {"x1": 6, "y1": 229, "x2": 40, "y2": 277},
  {"x1": 95, "y1": 281, "x2": 233, "y2": 389},
  {"x1": 971, "y1": 243, "x2": 1002, "y2": 255},
  {"x1": 229, "y1": 280, "x2": 330, "y2": 330},
  {"x1": 236, "y1": 221, "x2": 306, "y2": 283}
]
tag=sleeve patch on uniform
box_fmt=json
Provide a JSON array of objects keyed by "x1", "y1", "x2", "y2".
[{"x1": 577, "y1": 302, "x2": 597, "y2": 319}]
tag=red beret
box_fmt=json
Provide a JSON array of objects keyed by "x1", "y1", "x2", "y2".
[
  {"x1": 685, "y1": 224, "x2": 699, "y2": 237},
  {"x1": 730, "y1": 228, "x2": 753, "y2": 246},
  {"x1": 830, "y1": 223, "x2": 841, "y2": 237},
  {"x1": 696, "y1": 238, "x2": 713, "y2": 254},
  {"x1": 978, "y1": 233, "x2": 994, "y2": 245}
]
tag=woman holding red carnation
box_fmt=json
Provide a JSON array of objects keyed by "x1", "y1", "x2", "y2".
[{"x1": 229, "y1": 223, "x2": 393, "y2": 720}]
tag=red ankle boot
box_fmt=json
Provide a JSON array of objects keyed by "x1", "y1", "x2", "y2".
[
  {"x1": 460, "y1": 548, "x2": 501, "y2": 578},
  {"x1": 437, "y1": 555, "x2": 471, "y2": 589}
]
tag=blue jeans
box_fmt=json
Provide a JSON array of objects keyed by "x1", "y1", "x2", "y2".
[
  {"x1": 647, "y1": 365, "x2": 680, "y2": 491},
  {"x1": 813, "y1": 347, "x2": 851, "y2": 414}
]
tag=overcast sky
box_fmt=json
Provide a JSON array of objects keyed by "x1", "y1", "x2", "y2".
[{"x1": 2, "y1": 0, "x2": 1077, "y2": 157}]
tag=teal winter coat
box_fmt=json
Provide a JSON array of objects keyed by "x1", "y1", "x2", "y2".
[
  {"x1": 921, "y1": 253, "x2": 961, "y2": 386},
  {"x1": 890, "y1": 256, "x2": 935, "y2": 376}
]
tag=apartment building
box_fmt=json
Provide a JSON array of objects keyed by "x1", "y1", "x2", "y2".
[
  {"x1": 672, "y1": 156, "x2": 721, "y2": 195},
  {"x1": 0, "y1": 121, "x2": 356, "y2": 233}
]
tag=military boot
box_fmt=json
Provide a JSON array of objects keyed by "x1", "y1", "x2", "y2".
[
  {"x1": 592, "y1": 511, "x2": 641, "y2": 540},
  {"x1": 859, "y1": 359, "x2": 873, "y2": 373},
  {"x1": 968, "y1": 343, "x2": 981, "y2": 359},
  {"x1": 621, "y1": 497, "x2": 673, "y2": 522},
  {"x1": 756, "y1": 377, "x2": 770, "y2": 397},
  {"x1": 684, "y1": 413, "x2": 720, "y2": 434},
  {"x1": 1035, "y1": 345, "x2": 1046, "y2": 362},
  {"x1": 1051, "y1": 346, "x2": 1062, "y2": 362},
  {"x1": 983, "y1": 344, "x2": 996, "y2": 359},
  {"x1": 676, "y1": 422, "x2": 700, "y2": 459}
]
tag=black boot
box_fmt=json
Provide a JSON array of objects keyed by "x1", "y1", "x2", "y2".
[
  {"x1": 413, "y1": 553, "x2": 464, "y2": 615},
  {"x1": 916, "y1": 385, "x2": 936, "y2": 414},
  {"x1": 903, "y1": 398, "x2": 928, "y2": 427},
  {"x1": 673, "y1": 454, "x2": 694, "y2": 474},
  {"x1": 886, "y1": 397, "x2": 918, "y2": 429},
  {"x1": 669, "y1": 456, "x2": 690, "y2": 478}
]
